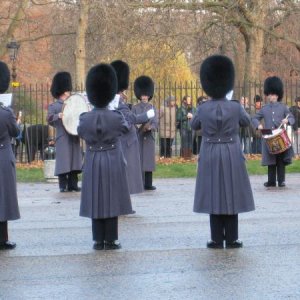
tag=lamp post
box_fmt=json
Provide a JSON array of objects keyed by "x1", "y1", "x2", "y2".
[{"x1": 6, "y1": 39, "x2": 20, "y2": 85}]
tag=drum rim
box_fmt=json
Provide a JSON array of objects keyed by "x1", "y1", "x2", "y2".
[{"x1": 62, "y1": 93, "x2": 90, "y2": 136}]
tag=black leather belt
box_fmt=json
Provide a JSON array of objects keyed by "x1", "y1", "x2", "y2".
[
  {"x1": 0, "y1": 143, "x2": 9, "y2": 149},
  {"x1": 87, "y1": 144, "x2": 116, "y2": 151}
]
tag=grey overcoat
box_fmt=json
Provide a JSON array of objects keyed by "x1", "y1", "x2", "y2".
[
  {"x1": 77, "y1": 108, "x2": 134, "y2": 219},
  {"x1": 191, "y1": 99, "x2": 255, "y2": 215},
  {"x1": 132, "y1": 102, "x2": 158, "y2": 172},
  {"x1": 0, "y1": 106, "x2": 20, "y2": 221},
  {"x1": 252, "y1": 102, "x2": 295, "y2": 166},
  {"x1": 47, "y1": 99, "x2": 82, "y2": 175},
  {"x1": 118, "y1": 98, "x2": 148, "y2": 194}
]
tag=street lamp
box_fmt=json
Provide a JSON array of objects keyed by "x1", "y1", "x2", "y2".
[{"x1": 6, "y1": 39, "x2": 20, "y2": 83}]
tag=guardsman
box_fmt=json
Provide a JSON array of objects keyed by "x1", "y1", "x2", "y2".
[
  {"x1": 0, "y1": 61, "x2": 20, "y2": 250},
  {"x1": 191, "y1": 55, "x2": 255, "y2": 249},
  {"x1": 47, "y1": 72, "x2": 82, "y2": 192},
  {"x1": 132, "y1": 76, "x2": 158, "y2": 190},
  {"x1": 110, "y1": 60, "x2": 155, "y2": 194},
  {"x1": 78, "y1": 63, "x2": 134, "y2": 250},
  {"x1": 252, "y1": 76, "x2": 295, "y2": 187}
]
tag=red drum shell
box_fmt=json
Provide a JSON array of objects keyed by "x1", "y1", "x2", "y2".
[{"x1": 263, "y1": 128, "x2": 292, "y2": 155}]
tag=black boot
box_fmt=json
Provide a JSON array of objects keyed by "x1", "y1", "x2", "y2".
[
  {"x1": 105, "y1": 240, "x2": 122, "y2": 250},
  {"x1": 93, "y1": 241, "x2": 104, "y2": 250},
  {"x1": 206, "y1": 240, "x2": 223, "y2": 249},
  {"x1": 264, "y1": 181, "x2": 276, "y2": 187},
  {"x1": 226, "y1": 240, "x2": 243, "y2": 248}
]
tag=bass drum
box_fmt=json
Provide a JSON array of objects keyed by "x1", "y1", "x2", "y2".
[{"x1": 62, "y1": 93, "x2": 91, "y2": 136}]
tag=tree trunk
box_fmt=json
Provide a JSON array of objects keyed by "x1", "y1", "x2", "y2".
[
  {"x1": 75, "y1": 0, "x2": 89, "y2": 90},
  {"x1": 244, "y1": 28, "x2": 265, "y2": 83}
]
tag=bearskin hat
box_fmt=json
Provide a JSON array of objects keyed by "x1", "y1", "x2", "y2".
[
  {"x1": 264, "y1": 76, "x2": 284, "y2": 101},
  {"x1": 86, "y1": 63, "x2": 117, "y2": 108},
  {"x1": 200, "y1": 55, "x2": 235, "y2": 99},
  {"x1": 134, "y1": 76, "x2": 154, "y2": 101},
  {"x1": 111, "y1": 60, "x2": 130, "y2": 93},
  {"x1": 50, "y1": 72, "x2": 72, "y2": 98},
  {"x1": 0, "y1": 61, "x2": 10, "y2": 94}
]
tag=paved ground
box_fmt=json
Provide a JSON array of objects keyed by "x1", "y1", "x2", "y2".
[{"x1": 0, "y1": 174, "x2": 300, "y2": 299}]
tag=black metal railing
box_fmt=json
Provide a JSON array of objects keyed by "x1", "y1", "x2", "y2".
[{"x1": 7, "y1": 80, "x2": 300, "y2": 163}]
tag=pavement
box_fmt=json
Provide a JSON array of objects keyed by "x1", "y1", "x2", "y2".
[{"x1": 0, "y1": 174, "x2": 300, "y2": 300}]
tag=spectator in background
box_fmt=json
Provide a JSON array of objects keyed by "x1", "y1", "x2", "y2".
[
  {"x1": 251, "y1": 95, "x2": 263, "y2": 154},
  {"x1": 176, "y1": 95, "x2": 196, "y2": 159},
  {"x1": 193, "y1": 96, "x2": 208, "y2": 155},
  {"x1": 159, "y1": 95, "x2": 176, "y2": 158},
  {"x1": 289, "y1": 96, "x2": 300, "y2": 154},
  {"x1": 240, "y1": 96, "x2": 251, "y2": 154},
  {"x1": 11, "y1": 111, "x2": 22, "y2": 158}
]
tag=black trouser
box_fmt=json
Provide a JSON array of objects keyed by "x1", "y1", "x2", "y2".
[
  {"x1": 193, "y1": 136, "x2": 202, "y2": 155},
  {"x1": 251, "y1": 137, "x2": 262, "y2": 154},
  {"x1": 0, "y1": 221, "x2": 8, "y2": 243},
  {"x1": 160, "y1": 138, "x2": 173, "y2": 158},
  {"x1": 144, "y1": 171, "x2": 153, "y2": 188},
  {"x1": 268, "y1": 153, "x2": 285, "y2": 184},
  {"x1": 209, "y1": 214, "x2": 238, "y2": 244},
  {"x1": 58, "y1": 171, "x2": 79, "y2": 190},
  {"x1": 92, "y1": 217, "x2": 118, "y2": 242}
]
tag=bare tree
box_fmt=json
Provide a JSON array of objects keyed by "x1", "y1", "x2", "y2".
[{"x1": 128, "y1": 0, "x2": 300, "y2": 82}]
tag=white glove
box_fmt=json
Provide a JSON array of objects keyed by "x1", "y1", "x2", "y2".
[
  {"x1": 226, "y1": 90, "x2": 234, "y2": 100},
  {"x1": 108, "y1": 95, "x2": 120, "y2": 110},
  {"x1": 147, "y1": 109, "x2": 155, "y2": 119}
]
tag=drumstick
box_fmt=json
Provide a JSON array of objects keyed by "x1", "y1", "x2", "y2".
[{"x1": 279, "y1": 114, "x2": 289, "y2": 129}]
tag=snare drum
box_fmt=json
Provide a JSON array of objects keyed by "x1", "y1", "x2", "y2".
[{"x1": 263, "y1": 128, "x2": 292, "y2": 155}]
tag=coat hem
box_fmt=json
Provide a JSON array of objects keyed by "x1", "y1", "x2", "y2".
[
  {"x1": 80, "y1": 210, "x2": 135, "y2": 219},
  {"x1": 193, "y1": 207, "x2": 255, "y2": 214}
]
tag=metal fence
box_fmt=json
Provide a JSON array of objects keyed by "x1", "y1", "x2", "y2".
[{"x1": 7, "y1": 80, "x2": 300, "y2": 163}]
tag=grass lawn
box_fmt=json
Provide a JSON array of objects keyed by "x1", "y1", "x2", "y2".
[{"x1": 16, "y1": 158, "x2": 300, "y2": 182}]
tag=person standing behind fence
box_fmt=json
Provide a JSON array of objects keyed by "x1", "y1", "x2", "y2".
[
  {"x1": 47, "y1": 72, "x2": 82, "y2": 192},
  {"x1": 251, "y1": 95, "x2": 263, "y2": 154},
  {"x1": 110, "y1": 60, "x2": 155, "y2": 194},
  {"x1": 252, "y1": 76, "x2": 295, "y2": 188},
  {"x1": 0, "y1": 61, "x2": 20, "y2": 250},
  {"x1": 240, "y1": 96, "x2": 252, "y2": 154},
  {"x1": 289, "y1": 96, "x2": 300, "y2": 154},
  {"x1": 176, "y1": 95, "x2": 196, "y2": 159},
  {"x1": 192, "y1": 96, "x2": 208, "y2": 155},
  {"x1": 159, "y1": 95, "x2": 176, "y2": 158},
  {"x1": 132, "y1": 76, "x2": 158, "y2": 191},
  {"x1": 190, "y1": 55, "x2": 255, "y2": 249},
  {"x1": 11, "y1": 111, "x2": 22, "y2": 159},
  {"x1": 78, "y1": 63, "x2": 133, "y2": 250}
]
